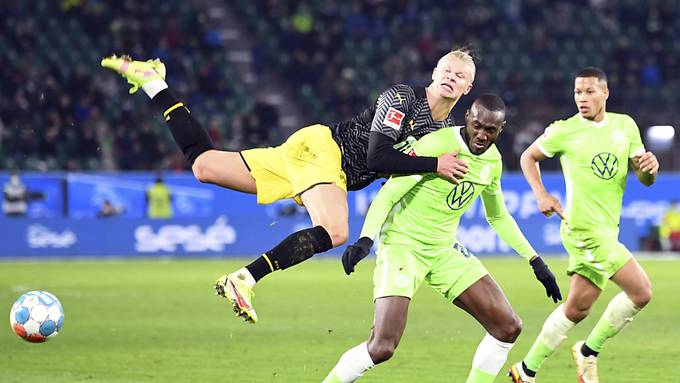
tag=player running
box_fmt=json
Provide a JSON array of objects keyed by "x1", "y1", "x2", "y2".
[
  {"x1": 508, "y1": 68, "x2": 659, "y2": 383},
  {"x1": 101, "y1": 49, "x2": 474, "y2": 323},
  {"x1": 322, "y1": 94, "x2": 562, "y2": 383}
]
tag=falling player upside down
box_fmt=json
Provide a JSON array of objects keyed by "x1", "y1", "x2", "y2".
[{"x1": 101, "y1": 49, "x2": 474, "y2": 323}]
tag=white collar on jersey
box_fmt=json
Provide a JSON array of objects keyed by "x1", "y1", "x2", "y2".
[
  {"x1": 453, "y1": 126, "x2": 470, "y2": 153},
  {"x1": 579, "y1": 112, "x2": 607, "y2": 128}
]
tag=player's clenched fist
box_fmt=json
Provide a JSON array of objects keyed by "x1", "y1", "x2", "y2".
[
  {"x1": 342, "y1": 237, "x2": 374, "y2": 275},
  {"x1": 536, "y1": 191, "x2": 565, "y2": 220}
]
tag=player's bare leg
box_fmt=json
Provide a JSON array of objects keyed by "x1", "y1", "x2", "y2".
[
  {"x1": 322, "y1": 296, "x2": 409, "y2": 382},
  {"x1": 610, "y1": 258, "x2": 652, "y2": 309},
  {"x1": 193, "y1": 150, "x2": 256, "y2": 193},
  {"x1": 367, "y1": 296, "x2": 410, "y2": 364},
  {"x1": 571, "y1": 259, "x2": 652, "y2": 383},
  {"x1": 563, "y1": 274, "x2": 602, "y2": 323},
  {"x1": 218, "y1": 183, "x2": 346, "y2": 323},
  {"x1": 510, "y1": 274, "x2": 600, "y2": 382},
  {"x1": 452, "y1": 275, "x2": 519, "y2": 383},
  {"x1": 300, "y1": 183, "x2": 349, "y2": 247}
]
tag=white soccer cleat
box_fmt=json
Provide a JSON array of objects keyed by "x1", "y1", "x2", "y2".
[
  {"x1": 507, "y1": 362, "x2": 535, "y2": 383},
  {"x1": 572, "y1": 341, "x2": 599, "y2": 383}
]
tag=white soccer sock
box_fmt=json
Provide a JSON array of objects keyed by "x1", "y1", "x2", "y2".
[
  {"x1": 328, "y1": 342, "x2": 375, "y2": 382},
  {"x1": 142, "y1": 79, "x2": 168, "y2": 99},
  {"x1": 523, "y1": 304, "x2": 576, "y2": 372},
  {"x1": 470, "y1": 333, "x2": 515, "y2": 377},
  {"x1": 585, "y1": 292, "x2": 642, "y2": 352},
  {"x1": 539, "y1": 304, "x2": 576, "y2": 349},
  {"x1": 234, "y1": 267, "x2": 256, "y2": 287}
]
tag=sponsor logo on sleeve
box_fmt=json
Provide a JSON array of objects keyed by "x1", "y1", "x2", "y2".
[{"x1": 383, "y1": 107, "x2": 405, "y2": 130}]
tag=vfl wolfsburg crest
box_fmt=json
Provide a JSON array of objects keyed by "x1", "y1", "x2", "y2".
[
  {"x1": 591, "y1": 152, "x2": 619, "y2": 180},
  {"x1": 447, "y1": 181, "x2": 475, "y2": 210}
]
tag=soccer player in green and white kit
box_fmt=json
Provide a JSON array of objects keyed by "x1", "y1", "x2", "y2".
[
  {"x1": 322, "y1": 94, "x2": 562, "y2": 383},
  {"x1": 508, "y1": 68, "x2": 659, "y2": 383}
]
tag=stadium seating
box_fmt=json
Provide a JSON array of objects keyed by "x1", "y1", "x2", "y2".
[{"x1": 1, "y1": 0, "x2": 678, "y2": 171}]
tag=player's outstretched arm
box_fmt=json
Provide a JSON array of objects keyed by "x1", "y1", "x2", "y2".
[
  {"x1": 482, "y1": 194, "x2": 562, "y2": 302},
  {"x1": 366, "y1": 85, "x2": 467, "y2": 183},
  {"x1": 521, "y1": 143, "x2": 564, "y2": 219},
  {"x1": 483, "y1": 170, "x2": 562, "y2": 303},
  {"x1": 341, "y1": 174, "x2": 421, "y2": 275},
  {"x1": 630, "y1": 151, "x2": 659, "y2": 187}
]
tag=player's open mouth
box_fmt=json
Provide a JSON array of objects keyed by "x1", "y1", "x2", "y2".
[
  {"x1": 441, "y1": 83, "x2": 453, "y2": 92},
  {"x1": 473, "y1": 141, "x2": 486, "y2": 150},
  {"x1": 579, "y1": 106, "x2": 589, "y2": 113}
]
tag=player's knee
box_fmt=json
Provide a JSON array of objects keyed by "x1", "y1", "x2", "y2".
[
  {"x1": 564, "y1": 304, "x2": 589, "y2": 323},
  {"x1": 491, "y1": 314, "x2": 522, "y2": 343},
  {"x1": 192, "y1": 158, "x2": 212, "y2": 184},
  {"x1": 367, "y1": 339, "x2": 397, "y2": 364},
  {"x1": 631, "y1": 285, "x2": 653, "y2": 308},
  {"x1": 319, "y1": 223, "x2": 348, "y2": 247}
]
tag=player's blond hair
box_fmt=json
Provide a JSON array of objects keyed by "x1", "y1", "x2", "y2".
[{"x1": 438, "y1": 48, "x2": 476, "y2": 81}]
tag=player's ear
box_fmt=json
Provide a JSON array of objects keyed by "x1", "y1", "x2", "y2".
[
  {"x1": 463, "y1": 82, "x2": 473, "y2": 95},
  {"x1": 603, "y1": 85, "x2": 610, "y2": 101},
  {"x1": 431, "y1": 66, "x2": 437, "y2": 81}
]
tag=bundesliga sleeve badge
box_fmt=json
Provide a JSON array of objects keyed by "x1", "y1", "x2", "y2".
[{"x1": 384, "y1": 107, "x2": 406, "y2": 130}]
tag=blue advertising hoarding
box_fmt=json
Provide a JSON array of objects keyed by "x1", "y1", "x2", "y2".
[{"x1": 0, "y1": 171, "x2": 677, "y2": 258}]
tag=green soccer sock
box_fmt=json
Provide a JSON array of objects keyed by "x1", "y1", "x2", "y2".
[
  {"x1": 465, "y1": 367, "x2": 495, "y2": 383},
  {"x1": 321, "y1": 372, "x2": 343, "y2": 383},
  {"x1": 323, "y1": 342, "x2": 375, "y2": 383},
  {"x1": 465, "y1": 333, "x2": 515, "y2": 383},
  {"x1": 524, "y1": 304, "x2": 576, "y2": 373},
  {"x1": 585, "y1": 292, "x2": 641, "y2": 352}
]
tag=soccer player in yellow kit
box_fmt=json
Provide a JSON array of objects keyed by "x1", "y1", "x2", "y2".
[
  {"x1": 101, "y1": 50, "x2": 473, "y2": 323},
  {"x1": 508, "y1": 68, "x2": 659, "y2": 383}
]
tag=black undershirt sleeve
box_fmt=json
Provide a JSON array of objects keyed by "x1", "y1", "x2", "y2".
[{"x1": 366, "y1": 131, "x2": 438, "y2": 174}]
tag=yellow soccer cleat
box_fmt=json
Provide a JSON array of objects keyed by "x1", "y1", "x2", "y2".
[
  {"x1": 507, "y1": 362, "x2": 535, "y2": 383},
  {"x1": 214, "y1": 273, "x2": 258, "y2": 324},
  {"x1": 572, "y1": 341, "x2": 599, "y2": 383},
  {"x1": 100, "y1": 54, "x2": 166, "y2": 94}
]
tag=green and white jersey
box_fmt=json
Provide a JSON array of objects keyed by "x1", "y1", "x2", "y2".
[
  {"x1": 361, "y1": 127, "x2": 535, "y2": 259},
  {"x1": 536, "y1": 112, "x2": 645, "y2": 237}
]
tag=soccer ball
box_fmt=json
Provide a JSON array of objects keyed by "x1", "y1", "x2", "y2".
[{"x1": 9, "y1": 291, "x2": 64, "y2": 342}]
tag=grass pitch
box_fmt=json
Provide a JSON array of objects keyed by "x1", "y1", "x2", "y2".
[{"x1": 1, "y1": 257, "x2": 678, "y2": 382}]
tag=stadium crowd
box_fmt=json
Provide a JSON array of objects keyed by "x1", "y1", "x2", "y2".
[{"x1": 1, "y1": 0, "x2": 678, "y2": 171}]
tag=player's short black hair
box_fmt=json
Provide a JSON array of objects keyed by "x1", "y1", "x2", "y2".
[
  {"x1": 473, "y1": 93, "x2": 506, "y2": 113},
  {"x1": 576, "y1": 67, "x2": 607, "y2": 83}
]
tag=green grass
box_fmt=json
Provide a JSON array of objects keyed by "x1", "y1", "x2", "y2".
[{"x1": 1, "y1": 257, "x2": 678, "y2": 382}]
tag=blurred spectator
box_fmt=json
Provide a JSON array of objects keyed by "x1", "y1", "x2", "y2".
[
  {"x1": 146, "y1": 175, "x2": 173, "y2": 219},
  {"x1": 659, "y1": 201, "x2": 680, "y2": 252},
  {"x1": 2, "y1": 0, "x2": 680, "y2": 170},
  {"x1": 3, "y1": 171, "x2": 28, "y2": 217},
  {"x1": 97, "y1": 199, "x2": 124, "y2": 218}
]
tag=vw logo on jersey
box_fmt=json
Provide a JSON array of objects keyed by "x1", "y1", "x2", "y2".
[
  {"x1": 446, "y1": 181, "x2": 475, "y2": 210},
  {"x1": 591, "y1": 152, "x2": 619, "y2": 180}
]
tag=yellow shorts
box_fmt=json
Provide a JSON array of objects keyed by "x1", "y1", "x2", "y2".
[{"x1": 240, "y1": 124, "x2": 347, "y2": 205}]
